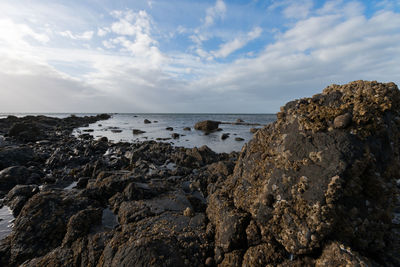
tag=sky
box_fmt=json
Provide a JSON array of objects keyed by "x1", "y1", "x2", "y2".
[{"x1": 0, "y1": 0, "x2": 399, "y2": 113}]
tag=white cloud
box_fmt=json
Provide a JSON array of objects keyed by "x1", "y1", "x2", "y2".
[
  {"x1": 283, "y1": 0, "x2": 313, "y2": 19},
  {"x1": 60, "y1": 30, "x2": 94, "y2": 40},
  {"x1": 212, "y1": 27, "x2": 262, "y2": 58},
  {"x1": 204, "y1": 0, "x2": 226, "y2": 27},
  {"x1": 0, "y1": 18, "x2": 49, "y2": 46},
  {"x1": 102, "y1": 10, "x2": 164, "y2": 68},
  {"x1": 110, "y1": 10, "x2": 151, "y2": 36},
  {"x1": 97, "y1": 27, "x2": 110, "y2": 37}
]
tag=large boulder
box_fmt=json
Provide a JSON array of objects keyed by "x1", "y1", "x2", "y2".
[
  {"x1": 0, "y1": 147, "x2": 35, "y2": 171},
  {"x1": 1, "y1": 190, "x2": 100, "y2": 266},
  {"x1": 207, "y1": 81, "x2": 400, "y2": 266},
  {"x1": 0, "y1": 166, "x2": 39, "y2": 195},
  {"x1": 8, "y1": 122, "x2": 45, "y2": 142},
  {"x1": 194, "y1": 120, "x2": 221, "y2": 133}
]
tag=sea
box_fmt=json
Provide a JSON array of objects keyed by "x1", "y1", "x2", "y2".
[
  {"x1": 0, "y1": 113, "x2": 276, "y2": 239},
  {"x1": 1, "y1": 113, "x2": 277, "y2": 153}
]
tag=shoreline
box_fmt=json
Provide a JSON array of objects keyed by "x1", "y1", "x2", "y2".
[{"x1": 0, "y1": 80, "x2": 399, "y2": 266}]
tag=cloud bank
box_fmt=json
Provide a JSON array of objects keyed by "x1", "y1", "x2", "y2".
[{"x1": 0, "y1": 0, "x2": 399, "y2": 113}]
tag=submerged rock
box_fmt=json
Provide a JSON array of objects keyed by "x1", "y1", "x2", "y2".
[
  {"x1": 207, "y1": 80, "x2": 400, "y2": 266},
  {"x1": 132, "y1": 129, "x2": 146, "y2": 135}
]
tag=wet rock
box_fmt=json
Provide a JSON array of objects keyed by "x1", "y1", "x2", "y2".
[
  {"x1": 4, "y1": 190, "x2": 100, "y2": 266},
  {"x1": 166, "y1": 127, "x2": 173, "y2": 131},
  {"x1": 132, "y1": 129, "x2": 146, "y2": 135},
  {"x1": 194, "y1": 120, "x2": 220, "y2": 133},
  {"x1": 236, "y1": 119, "x2": 244, "y2": 123},
  {"x1": 208, "y1": 81, "x2": 400, "y2": 265},
  {"x1": 234, "y1": 137, "x2": 244, "y2": 141},
  {"x1": 110, "y1": 129, "x2": 122, "y2": 133},
  {"x1": 172, "y1": 133, "x2": 180, "y2": 139},
  {"x1": 221, "y1": 133, "x2": 230, "y2": 140},
  {"x1": 183, "y1": 127, "x2": 191, "y2": 131},
  {"x1": 144, "y1": 119, "x2": 151, "y2": 124},
  {"x1": 4, "y1": 184, "x2": 39, "y2": 216}
]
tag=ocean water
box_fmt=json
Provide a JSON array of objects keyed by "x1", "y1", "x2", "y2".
[
  {"x1": 73, "y1": 114, "x2": 276, "y2": 153},
  {"x1": 0, "y1": 113, "x2": 276, "y2": 153}
]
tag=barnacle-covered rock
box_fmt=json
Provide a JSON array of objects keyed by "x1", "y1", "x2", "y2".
[{"x1": 208, "y1": 81, "x2": 400, "y2": 266}]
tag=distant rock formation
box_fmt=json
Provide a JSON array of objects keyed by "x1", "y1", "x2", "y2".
[
  {"x1": 194, "y1": 120, "x2": 221, "y2": 133},
  {"x1": 207, "y1": 81, "x2": 400, "y2": 266}
]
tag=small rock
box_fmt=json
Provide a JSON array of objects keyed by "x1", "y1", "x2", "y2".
[
  {"x1": 133, "y1": 129, "x2": 146, "y2": 135},
  {"x1": 236, "y1": 118, "x2": 244, "y2": 123},
  {"x1": 235, "y1": 137, "x2": 244, "y2": 141},
  {"x1": 99, "y1": 136, "x2": 108, "y2": 142},
  {"x1": 333, "y1": 113, "x2": 352, "y2": 129},
  {"x1": 172, "y1": 133, "x2": 180, "y2": 139},
  {"x1": 166, "y1": 127, "x2": 174, "y2": 131},
  {"x1": 183, "y1": 207, "x2": 194, "y2": 217},
  {"x1": 205, "y1": 257, "x2": 215, "y2": 266},
  {"x1": 221, "y1": 133, "x2": 230, "y2": 140},
  {"x1": 250, "y1": 128, "x2": 259, "y2": 134},
  {"x1": 183, "y1": 127, "x2": 191, "y2": 131},
  {"x1": 144, "y1": 119, "x2": 151, "y2": 124}
]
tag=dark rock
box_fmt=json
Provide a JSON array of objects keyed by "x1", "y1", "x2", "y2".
[
  {"x1": 79, "y1": 133, "x2": 93, "y2": 140},
  {"x1": 5, "y1": 190, "x2": 100, "y2": 266},
  {"x1": 234, "y1": 137, "x2": 244, "y2": 141},
  {"x1": 166, "y1": 127, "x2": 173, "y2": 131},
  {"x1": 0, "y1": 166, "x2": 38, "y2": 194},
  {"x1": 236, "y1": 119, "x2": 244, "y2": 123},
  {"x1": 194, "y1": 120, "x2": 220, "y2": 133},
  {"x1": 144, "y1": 119, "x2": 151, "y2": 124},
  {"x1": 172, "y1": 133, "x2": 180, "y2": 139},
  {"x1": 183, "y1": 127, "x2": 191, "y2": 131},
  {"x1": 4, "y1": 185, "x2": 39, "y2": 216},
  {"x1": 83, "y1": 129, "x2": 94, "y2": 132},
  {"x1": 8, "y1": 122, "x2": 44, "y2": 142},
  {"x1": 221, "y1": 133, "x2": 230, "y2": 140},
  {"x1": 333, "y1": 112, "x2": 352, "y2": 129},
  {"x1": 76, "y1": 177, "x2": 90, "y2": 188},
  {"x1": 99, "y1": 136, "x2": 108, "y2": 142},
  {"x1": 110, "y1": 129, "x2": 122, "y2": 133},
  {"x1": 132, "y1": 129, "x2": 146, "y2": 135},
  {"x1": 62, "y1": 208, "x2": 102, "y2": 245},
  {"x1": 0, "y1": 147, "x2": 34, "y2": 171}
]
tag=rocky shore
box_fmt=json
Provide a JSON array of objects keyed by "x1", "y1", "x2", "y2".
[{"x1": 0, "y1": 80, "x2": 399, "y2": 266}]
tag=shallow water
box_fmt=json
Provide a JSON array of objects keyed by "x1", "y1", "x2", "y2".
[
  {"x1": 0, "y1": 205, "x2": 14, "y2": 240},
  {"x1": 73, "y1": 113, "x2": 276, "y2": 153}
]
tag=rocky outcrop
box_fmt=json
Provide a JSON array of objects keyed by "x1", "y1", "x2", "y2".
[
  {"x1": 194, "y1": 120, "x2": 221, "y2": 133},
  {"x1": 207, "y1": 80, "x2": 400, "y2": 266}
]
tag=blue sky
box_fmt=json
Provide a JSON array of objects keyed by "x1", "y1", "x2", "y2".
[{"x1": 0, "y1": 0, "x2": 399, "y2": 113}]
